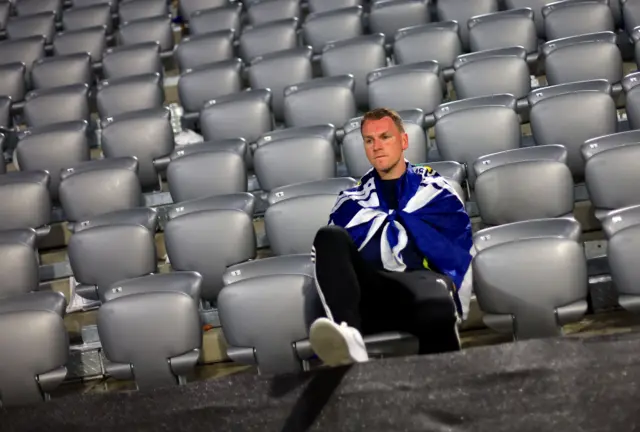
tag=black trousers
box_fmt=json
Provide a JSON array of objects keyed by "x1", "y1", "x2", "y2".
[{"x1": 313, "y1": 226, "x2": 461, "y2": 355}]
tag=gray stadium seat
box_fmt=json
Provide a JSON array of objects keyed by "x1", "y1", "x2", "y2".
[
  {"x1": 393, "y1": 21, "x2": 462, "y2": 68},
  {"x1": 0, "y1": 170, "x2": 51, "y2": 234},
  {"x1": 343, "y1": 109, "x2": 428, "y2": 177},
  {"x1": 0, "y1": 36, "x2": 45, "y2": 77},
  {"x1": 253, "y1": 135, "x2": 336, "y2": 192},
  {"x1": 582, "y1": 130, "x2": 640, "y2": 219},
  {"x1": 167, "y1": 138, "x2": 248, "y2": 161},
  {"x1": 0, "y1": 310, "x2": 68, "y2": 407},
  {"x1": 473, "y1": 218, "x2": 588, "y2": 340},
  {"x1": 303, "y1": 6, "x2": 364, "y2": 54},
  {"x1": 179, "y1": 0, "x2": 227, "y2": 21},
  {"x1": 178, "y1": 59, "x2": 242, "y2": 116},
  {"x1": 541, "y1": 31, "x2": 622, "y2": 86},
  {"x1": 436, "y1": 0, "x2": 499, "y2": 49},
  {"x1": 0, "y1": 2, "x2": 9, "y2": 31},
  {"x1": 504, "y1": 0, "x2": 554, "y2": 37},
  {"x1": 542, "y1": 0, "x2": 614, "y2": 41},
  {"x1": 528, "y1": 79, "x2": 617, "y2": 180},
  {"x1": 434, "y1": 94, "x2": 521, "y2": 184},
  {"x1": 320, "y1": 34, "x2": 387, "y2": 109},
  {"x1": 102, "y1": 42, "x2": 162, "y2": 80},
  {"x1": 0, "y1": 63, "x2": 26, "y2": 104},
  {"x1": 248, "y1": 47, "x2": 313, "y2": 122},
  {"x1": 0, "y1": 98, "x2": 9, "y2": 129},
  {"x1": 468, "y1": 8, "x2": 537, "y2": 53},
  {"x1": 283, "y1": 75, "x2": 357, "y2": 128},
  {"x1": 96, "y1": 73, "x2": 164, "y2": 119},
  {"x1": 167, "y1": 148, "x2": 247, "y2": 202},
  {"x1": 175, "y1": 30, "x2": 235, "y2": 71},
  {"x1": 97, "y1": 291, "x2": 202, "y2": 389},
  {"x1": 189, "y1": 4, "x2": 242, "y2": 35},
  {"x1": 164, "y1": 208, "x2": 256, "y2": 303},
  {"x1": 623, "y1": 71, "x2": 640, "y2": 129},
  {"x1": 15, "y1": 0, "x2": 62, "y2": 18},
  {"x1": 167, "y1": 192, "x2": 256, "y2": 218},
  {"x1": 59, "y1": 157, "x2": 143, "y2": 225},
  {"x1": 16, "y1": 121, "x2": 90, "y2": 202},
  {"x1": 53, "y1": 26, "x2": 107, "y2": 63},
  {"x1": 369, "y1": 0, "x2": 430, "y2": 44},
  {"x1": 453, "y1": 47, "x2": 531, "y2": 100},
  {"x1": 474, "y1": 145, "x2": 574, "y2": 225},
  {"x1": 119, "y1": 0, "x2": 168, "y2": 23},
  {"x1": 222, "y1": 255, "x2": 315, "y2": 286},
  {"x1": 239, "y1": 18, "x2": 298, "y2": 62},
  {"x1": 267, "y1": 177, "x2": 357, "y2": 205},
  {"x1": 308, "y1": 0, "x2": 361, "y2": 12},
  {"x1": 199, "y1": 89, "x2": 273, "y2": 143},
  {"x1": 6, "y1": 11, "x2": 55, "y2": 44},
  {"x1": 101, "y1": 271, "x2": 202, "y2": 303},
  {"x1": 623, "y1": 0, "x2": 640, "y2": 35},
  {"x1": 72, "y1": 0, "x2": 115, "y2": 12},
  {"x1": 101, "y1": 108, "x2": 174, "y2": 192},
  {"x1": 603, "y1": 205, "x2": 640, "y2": 313},
  {"x1": 247, "y1": 0, "x2": 300, "y2": 25},
  {"x1": 31, "y1": 53, "x2": 93, "y2": 90},
  {"x1": 23, "y1": 84, "x2": 90, "y2": 128},
  {"x1": 367, "y1": 61, "x2": 443, "y2": 113},
  {"x1": 73, "y1": 206, "x2": 157, "y2": 233},
  {"x1": 118, "y1": 15, "x2": 174, "y2": 52},
  {"x1": 0, "y1": 229, "x2": 40, "y2": 299},
  {"x1": 62, "y1": 5, "x2": 112, "y2": 33},
  {"x1": 256, "y1": 124, "x2": 336, "y2": 147}
]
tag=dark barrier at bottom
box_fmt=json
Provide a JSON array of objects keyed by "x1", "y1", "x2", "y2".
[{"x1": 3, "y1": 333, "x2": 640, "y2": 431}]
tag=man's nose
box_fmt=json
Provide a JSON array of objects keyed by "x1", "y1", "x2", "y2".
[{"x1": 372, "y1": 139, "x2": 383, "y2": 150}]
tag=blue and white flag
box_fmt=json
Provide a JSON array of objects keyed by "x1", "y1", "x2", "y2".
[{"x1": 329, "y1": 162, "x2": 474, "y2": 317}]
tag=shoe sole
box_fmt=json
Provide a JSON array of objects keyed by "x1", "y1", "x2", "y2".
[{"x1": 309, "y1": 320, "x2": 353, "y2": 367}]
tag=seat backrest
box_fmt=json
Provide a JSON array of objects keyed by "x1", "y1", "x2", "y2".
[
  {"x1": 97, "y1": 73, "x2": 164, "y2": 119},
  {"x1": 179, "y1": 0, "x2": 227, "y2": 20},
  {"x1": 541, "y1": 31, "x2": 622, "y2": 86},
  {"x1": 24, "y1": 84, "x2": 90, "y2": 128},
  {"x1": 102, "y1": 271, "x2": 202, "y2": 303},
  {"x1": 97, "y1": 291, "x2": 201, "y2": 389},
  {"x1": 0, "y1": 98, "x2": 8, "y2": 130},
  {"x1": 31, "y1": 53, "x2": 93, "y2": 90},
  {"x1": 283, "y1": 75, "x2": 357, "y2": 128},
  {"x1": 0, "y1": 36, "x2": 45, "y2": 75},
  {"x1": 504, "y1": 0, "x2": 555, "y2": 37},
  {"x1": 0, "y1": 171, "x2": 51, "y2": 231},
  {"x1": 199, "y1": 89, "x2": 273, "y2": 143},
  {"x1": 177, "y1": 58, "x2": 243, "y2": 113},
  {"x1": 473, "y1": 219, "x2": 587, "y2": 339},
  {"x1": 72, "y1": 0, "x2": 115, "y2": 12},
  {"x1": 16, "y1": 0, "x2": 62, "y2": 18},
  {"x1": 189, "y1": 4, "x2": 242, "y2": 35},
  {"x1": 167, "y1": 150, "x2": 247, "y2": 202},
  {"x1": 474, "y1": 145, "x2": 574, "y2": 225},
  {"x1": 320, "y1": 34, "x2": 387, "y2": 109},
  {"x1": 528, "y1": 79, "x2": 617, "y2": 180},
  {"x1": 542, "y1": 0, "x2": 614, "y2": 40},
  {"x1": 604, "y1": 206, "x2": 640, "y2": 306},
  {"x1": 343, "y1": 109, "x2": 428, "y2": 177},
  {"x1": 367, "y1": 61, "x2": 442, "y2": 113},
  {"x1": 268, "y1": 177, "x2": 357, "y2": 205},
  {"x1": 468, "y1": 8, "x2": 537, "y2": 53},
  {"x1": 0, "y1": 310, "x2": 69, "y2": 407},
  {"x1": 68, "y1": 223, "x2": 157, "y2": 289},
  {"x1": 62, "y1": 4, "x2": 112, "y2": 33},
  {"x1": 623, "y1": 71, "x2": 640, "y2": 130},
  {"x1": 249, "y1": 46, "x2": 313, "y2": 122},
  {"x1": 239, "y1": 18, "x2": 298, "y2": 63},
  {"x1": 175, "y1": 30, "x2": 235, "y2": 71},
  {"x1": 247, "y1": 0, "x2": 300, "y2": 25},
  {"x1": 118, "y1": 15, "x2": 173, "y2": 51},
  {"x1": 102, "y1": 42, "x2": 162, "y2": 80},
  {"x1": 16, "y1": 121, "x2": 90, "y2": 202},
  {"x1": 101, "y1": 108, "x2": 174, "y2": 192},
  {"x1": 436, "y1": 0, "x2": 499, "y2": 49},
  {"x1": 393, "y1": 21, "x2": 462, "y2": 68},
  {"x1": 453, "y1": 47, "x2": 530, "y2": 100},
  {"x1": 265, "y1": 193, "x2": 337, "y2": 255},
  {"x1": 164, "y1": 209, "x2": 256, "y2": 302},
  {"x1": 254, "y1": 136, "x2": 336, "y2": 192},
  {"x1": 167, "y1": 192, "x2": 256, "y2": 218},
  {"x1": 582, "y1": 130, "x2": 640, "y2": 217},
  {"x1": 53, "y1": 26, "x2": 107, "y2": 63},
  {"x1": 0, "y1": 233, "x2": 40, "y2": 299},
  {"x1": 303, "y1": 6, "x2": 363, "y2": 54},
  {"x1": 0, "y1": 62, "x2": 25, "y2": 102},
  {"x1": 256, "y1": 124, "x2": 336, "y2": 147},
  {"x1": 308, "y1": 0, "x2": 361, "y2": 13},
  {"x1": 0, "y1": 1, "x2": 10, "y2": 30},
  {"x1": 369, "y1": 0, "x2": 430, "y2": 43},
  {"x1": 119, "y1": 0, "x2": 168, "y2": 23},
  {"x1": 59, "y1": 157, "x2": 142, "y2": 223},
  {"x1": 218, "y1": 273, "x2": 323, "y2": 374},
  {"x1": 6, "y1": 11, "x2": 56, "y2": 43},
  {"x1": 434, "y1": 94, "x2": 520, "y2": 184},
  {"x1": 169, "y1": 138, "x2": 247, "y2": 161}
]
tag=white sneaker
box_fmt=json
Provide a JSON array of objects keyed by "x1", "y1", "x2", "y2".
[{"x1": 309, "y1": 317, "x2": 369, "y2": 366}]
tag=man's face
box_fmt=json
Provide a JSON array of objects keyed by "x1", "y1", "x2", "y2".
[{"x1": 362, "y1": 116, "x2": 409, "y2": 175}]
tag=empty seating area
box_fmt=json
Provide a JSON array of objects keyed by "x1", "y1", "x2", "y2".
[{"x1": 2, "y1": 0, "x2": 640, "y2": 409}]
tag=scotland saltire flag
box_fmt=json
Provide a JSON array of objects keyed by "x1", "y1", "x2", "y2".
[{"x1": 329, "y1": 162, "x2": 474, "y2": 317}]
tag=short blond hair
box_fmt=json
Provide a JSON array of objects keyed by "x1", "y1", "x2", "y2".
[{"x1": 360, "y1": 107, "x2": 405, "y2": 134}]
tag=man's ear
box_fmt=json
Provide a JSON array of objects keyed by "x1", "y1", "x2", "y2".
[{"x1": 401, "y1": 133, "x2": 409, "y2": 151}]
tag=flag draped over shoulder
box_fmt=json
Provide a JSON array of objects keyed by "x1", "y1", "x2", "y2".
[{"x1": 329, "y1": 161, "x2": 473, "y2": 315}]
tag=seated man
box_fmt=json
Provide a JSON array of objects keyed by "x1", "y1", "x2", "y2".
[{"x1": 309, "y1": 108, "x2": 473, "y2": 366}]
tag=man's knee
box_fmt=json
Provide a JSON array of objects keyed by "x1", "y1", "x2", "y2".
[{"x1": 313, "y1": 225, "x2": 352, "y2": 250}]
